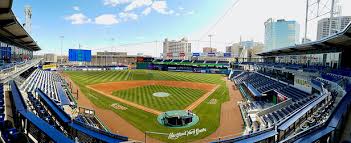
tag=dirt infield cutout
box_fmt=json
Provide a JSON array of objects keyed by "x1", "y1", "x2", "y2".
[{"x1": 87, "y1": 80, "x2": 219, "y2": 115}]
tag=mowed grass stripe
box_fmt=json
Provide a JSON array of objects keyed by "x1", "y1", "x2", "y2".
[{"x1": 112, "y1": 85, "x2": 205, "y2": 111}]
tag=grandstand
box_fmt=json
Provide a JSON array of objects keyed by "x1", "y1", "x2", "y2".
[{"x1": 217, "y1": 21, "x2": 351, "y2": 143}]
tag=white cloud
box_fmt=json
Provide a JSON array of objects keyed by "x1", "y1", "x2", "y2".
[
  {"x1": 178, "y1": 6, "x2": 184, "y2": 11},
  {"x1": 151, "y1": 1, "x2": 173, "y2": 15},
  {"x1": 103, "y1": 0, "x2": 132, "y2": 7},
  {"x1": 125, "y1": 0, "x2": 152, "y2": 12},
  {"x1": 65, "y1": 13, "x2": 91, "y2": 24},
  {"x1": 94, "y1": 14, "x2": 119, "y2": 25},
  {"x1": 73, "y1": 6, "x2": 80, "y2": 11},
  {"x1": 186, "y1": 10, "x2": 195, "y2": 15},
  {"x1": 142, "y1": 7, "x2": 152, "y2": 16},
  {"x1": 119, "y1": 12, "x2": 139, "y2": 21}
]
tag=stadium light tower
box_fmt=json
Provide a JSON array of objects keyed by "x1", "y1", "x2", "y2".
[
  {"x1": 60, "y1": 36, "x2": 64, "y2": 65},
  {"x1": 24, "y1": 5, "x2": 32, "y2": 33},
  {"x1": 208, "y1": 34, "x2": 214, "y2": 49},
  {"x1": 304, "y1": 0, "x2": 341, "y2": 42}
]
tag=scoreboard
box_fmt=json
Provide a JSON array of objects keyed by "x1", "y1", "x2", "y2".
[{"x1": 68, "y1": 49, "x2": 92, "y2": 62}]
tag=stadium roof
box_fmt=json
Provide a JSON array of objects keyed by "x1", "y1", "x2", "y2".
[
  {"x1": 0, "y1": 0, "x2": 40, "y2": 51},
  {"x1": 257, "y1": 22, "x2": 351, "y2": 57}
]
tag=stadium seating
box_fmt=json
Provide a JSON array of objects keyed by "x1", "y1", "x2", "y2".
[
  {"x1": 172, "y1": 59, "x2": 182, "y2": 63},
  {"x1": 21, "y1": 69, "x2": 71, "y2": 105},
  {"x1": 34, "y1": 88, "x2": 128, "y2": 142},
  {"x1": 321, "y1": 73, "x2": 344, "y2": 82},
  {"x1": 181, "y1": 60, "x2": 192, "y2": 63},
  {"x1": 193, "y1": 60, "x2": 205, "y2": 64},
  {"x1": 205, "y1": 60, "x2": 217, "y2": 64},
  {"x1": 235, "y1": 72, "x2": 311, "y2": 102}
]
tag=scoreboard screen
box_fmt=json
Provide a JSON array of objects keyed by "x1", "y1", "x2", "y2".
[{"x1": 68, "y1": 49, "x2": 92, "y2": 62}]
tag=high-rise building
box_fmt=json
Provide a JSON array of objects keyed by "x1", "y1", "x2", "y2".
[
  {"x1": 163, "y1": 38, "x2": 191, "y2": 60},
  {"x1": 226, "y1": 40, "x2": 263, "y2": 58},
  {"x1": 44, "y1": 53, "x2": 57, "y2": 63},
  {"x1": 264, "y1": 18, "x2": 300, "y2": 52},
  {"x1": 317, "y1": 16, "x2": 351, "y2": 40},
  {"x1": 202, "y1": 47, "x2": 217, "y2": 53}
]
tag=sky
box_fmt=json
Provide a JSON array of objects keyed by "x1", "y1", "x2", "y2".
[{"x1": 12, "y1": 0, "x2": 351, "y2": 57}]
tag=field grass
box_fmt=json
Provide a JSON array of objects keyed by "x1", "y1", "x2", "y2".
[
  {"x1": 65, "y1": 70, "x2": 229, "y2": 142},
  {"x1": 112, "y1": 85, "x2": 206, "y2": 112}
]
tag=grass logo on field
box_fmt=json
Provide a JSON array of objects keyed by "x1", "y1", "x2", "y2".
[{"x1": 168, "y1": 128, "x2": 207, "y2": 140}]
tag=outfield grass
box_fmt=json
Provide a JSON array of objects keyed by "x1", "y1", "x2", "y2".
[
  {"x1": 65, "y1": 70, "x2": 229, "y2": 142},
  {"x1": 112, "y1": 85, "x2": 206, "y2": 112}
]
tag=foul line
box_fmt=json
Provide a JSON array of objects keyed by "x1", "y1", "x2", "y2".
[{"x1": 185, "y1": 85, "x2": 220, "y2": 111}]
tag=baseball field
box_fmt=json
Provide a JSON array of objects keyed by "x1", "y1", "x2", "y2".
[{"x1": 64, "y1": 70, "x2": 242, "y2": 142}]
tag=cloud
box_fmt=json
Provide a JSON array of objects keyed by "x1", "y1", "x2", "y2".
[
  {"x1": 65, "y1": 13, "x2": 91, "y2": 24},
  {"x1": 142, "y1": 7, "x2": 152, "y2": 16},
  {"x1": 94, "y1": 14, "x2": 119, "y2": 25},
  {"x1": 125, "y1": 0, "x2": 152, "y2": 11},
  {"x1": 73, "y1": 6, "x2": 80, "y2": 11},
  {"x1": 151, "y1": 1, "x2": 173, "y2": 15},
  {"x1": 119, "y1": 12, "x2": 139, "y2": 21},
  {"x1": 103, "y1": 0, "x2": 132, "y2": 7},
  {"x1": 185, "y1": 10, "x2": 195, "y2": 15}
]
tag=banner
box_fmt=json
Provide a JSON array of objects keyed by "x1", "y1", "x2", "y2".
[
  {"x1": 208, "y1": 52, "x2": 216, "y2": 56},
  {"x1": 224, "y1": 53, "x2": 231, "y2": 57},
  {"x1": 192, "y1": 53, "x2": 200, "y2": 57},
  {"x1": 42, "y1": 64, "x2": 57, "y2": 70}
]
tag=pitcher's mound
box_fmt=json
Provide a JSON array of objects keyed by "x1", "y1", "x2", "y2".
[{"x1": 153, "y1": 92, "x2": 170, "y2": 97}]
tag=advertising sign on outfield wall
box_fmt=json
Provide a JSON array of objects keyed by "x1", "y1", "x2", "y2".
[
  {"x1": 192, "y1": 53, "x2": 200, "y2": 56},
  {"x1": 208, "y1": 53, "x2": 216, "y2": 56},
  {"x1": 42, "y1": 64, "x2": 57, "y2": 70},
  {"x1": 224, "y1": 53, "x2": 231, "y2": 57}
]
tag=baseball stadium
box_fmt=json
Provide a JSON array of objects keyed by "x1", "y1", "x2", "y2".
[{"x1": 1, "y1": 0, "x2": 351, "y2": 143}]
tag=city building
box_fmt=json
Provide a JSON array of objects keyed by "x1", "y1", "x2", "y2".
[
  {"x1": 226, "y1": 40, "x2": 264, "y2": 59},
  {"x1": 96, "y1": 51, "x2": 128, "y2": 56},
  {"x1": 43, "y1": 53, "x2": 57, "y2": 63},
  {"x1": 202, "y1": 47, "x2": 217, "y2": 53},
  {"x1": 317, "y1": 16, "x2": 351, "y2": 40},
  {"x1": 163, "y1": 38, "x2": 191, "y2": 60},
  {"x1": 264, "y1": 18, "x2": 300, "y2": 52}
]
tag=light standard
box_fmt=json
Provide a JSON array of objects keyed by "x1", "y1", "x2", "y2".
[
  {"x1": 60, "y1": 36, "x2": 64, "y2": 66},
  {"x1": 111, "y1": 38, "x2": 115, "y2": 66},
  {"x1": 208, "y1": 34, "x2": 214, "y2": 49}
]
